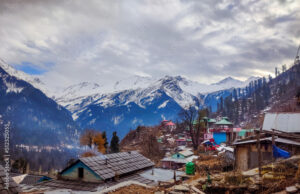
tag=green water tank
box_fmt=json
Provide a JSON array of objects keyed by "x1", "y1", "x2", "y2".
[{"x1": 186, "y1": 162, "x2": 195, "y2": 175}]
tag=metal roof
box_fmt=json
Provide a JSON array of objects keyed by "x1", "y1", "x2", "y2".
[
  {"x1": 233, "y1": 137, "x2": 300, "y2": 146},
  {"x1": 0, "y1": 165, "x2": 22, "y2": 194},
  {"x1": 208, "y1": 118, "x2": 216, "y2": 123},
  {"x1": 161, "y1": 158, "x2": 187, "y2": 163},
  {"x1": 178, "y1": 150, "x2": 194, "y2": 157},
  {"x1": 263, "y1": 113, "x2": 300, "y2": 133},
  {"x1": 73, "y1": 151, "x2": 154, "y2": 180},
  {"x1": 215, "y1": 118, "x2": 233, "y2": 125}
]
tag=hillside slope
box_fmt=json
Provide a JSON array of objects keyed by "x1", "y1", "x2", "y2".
[{"x1": 0, "y1": 63, "x2": 80, "y2": 146}]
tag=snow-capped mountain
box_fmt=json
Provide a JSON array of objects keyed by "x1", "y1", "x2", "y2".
[
  {"x1": 55, "y1": 75, "x2": 259, "y2": 139},
  {"x1": 211, "y1": 76, "x2": 259, "y2": 90},
  {"x1": 0, "y1": 59, "x2": 52, "y2": 97},
  {"x1": 55, "y1": 75, "x2": 258, "y2": 107},
  {"x1": 0, "y1": 59, "x2": 260, "y2": 140},
  {"x1": 0, "y1": 60, "x2": 79, "y2": 146}
]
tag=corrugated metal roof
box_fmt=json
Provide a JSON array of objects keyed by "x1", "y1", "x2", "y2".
[
  {"x1": 79, "y1": 151, "x2": 154, "y2": 180},
  {"x1": 233, "y1": 137, "x2": 271, "y2": 145},
  {"x1": 263, "y1": 113, "x2": 300, "y2": 133},
  {"x1": 233, "y1": 137, "x2": 300, "y2": 146}
]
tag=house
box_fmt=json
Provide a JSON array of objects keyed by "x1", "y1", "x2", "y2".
[
  {"x1": 25, "y1": 173, "x2": 154, "y2": 193},
  {"x1": 161, "y1": 158, "x2": 186, "y2": 169},
  {"x1": 175, "y1": 138, "x2": 192, "y2": 146},
  {"x1": 161, "y1": 149, "x2": 197, "y2": 169},
  {"x1": 26, "y1": 151, "x2": 155, "y2": 192},
  {"x1": 161, "y1": 120, "x2": 176, "y2": 131},
  {"x1": 161, "y1": 155, "x2": 198, "y2": 170},
  {"x1": 172, "y1": 150, "x2": 193, "y2": 159},
  {"x1": 234, "y1": 112, "x2": 300, "y2": 171},
  {"x1": 208, "y1": 117, "x2": 237, "y2": 144},
  {"x1": 60, "y1": 151, "x2": 154, "y2": 182},
  {"x1": 234, "y1": 137, "x2": 300, "y2": 171},
  {"x1": 0, "y1": 165, "x2": 22, "y2": 194}
]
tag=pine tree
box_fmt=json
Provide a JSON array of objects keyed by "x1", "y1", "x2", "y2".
[
  {"x1": 233, "y1": 89, "x2": 238, "y2": 101},
  {"x1": 110, "y1": 131, "x2": 120, "y2": 153}
]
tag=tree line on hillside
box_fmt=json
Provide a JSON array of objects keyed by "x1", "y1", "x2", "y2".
[{"x1": 215, "y1": 62, "x2": 300, "y2": 126}]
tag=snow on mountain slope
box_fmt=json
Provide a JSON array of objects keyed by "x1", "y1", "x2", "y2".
[
  {"x1": 113, "y1": 75, "x2": 155, "y2": 91},
  {"x1": 0, "y1": 63, "x2": 79, "y2": 146},
  {"x1": 56, "y1": 75, "x2": 260, "y2": 118},
  {"x1": 211, "y1": 76, "x2": 260, "y2": 89},
  {"x1": 0, "y1": 59, "x2": 259, "y2": 118},
  {"x1": 0, "y1": 59, "x2": 51, "y2": 96}
]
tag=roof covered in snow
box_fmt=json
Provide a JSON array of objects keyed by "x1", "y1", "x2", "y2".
[{"x1": 262, "y1": 113, "x2": 300, "y2": 133}]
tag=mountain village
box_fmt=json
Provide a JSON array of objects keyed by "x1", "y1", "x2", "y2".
[
  {"x1": 1, "y1": 1, "x2": 300, "y2": 193},
  {"x1": 0, "y1": 50, "x2": 300, "y2": 193}
]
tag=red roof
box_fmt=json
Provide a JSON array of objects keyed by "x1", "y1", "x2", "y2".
[{"x1": 166, "y1": 121, "x2": 175, "y2": 126}]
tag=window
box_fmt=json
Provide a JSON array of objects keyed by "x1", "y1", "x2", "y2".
[{"x1": 78, "y1": 167, "x2": 84, "y2": 179}]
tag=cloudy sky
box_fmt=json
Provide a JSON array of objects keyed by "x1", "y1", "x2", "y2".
[{"x1": 0, "y1": 0, "x2": 299, "y2": 89}]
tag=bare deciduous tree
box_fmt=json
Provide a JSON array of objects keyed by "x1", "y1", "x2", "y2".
[
  {"x1": 140, "y1": 128, "x2": 165, "y2": 163},
  {"x1": 179, "y1": 105, "x2": 208, "y2": 150}
]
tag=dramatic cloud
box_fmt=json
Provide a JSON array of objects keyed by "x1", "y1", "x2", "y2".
[{"x1": 0, "y1": 0, "x2": 299, "y2": 89}]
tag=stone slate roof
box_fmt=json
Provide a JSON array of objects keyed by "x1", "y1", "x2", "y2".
[
  {"x1": 65, "y1": 151, "x2": 154, "y2": 180},
  {"x1": 11, "y1": 173, "x2": 50, "y2": 185},
  {"x1": 0, "y1": 165, "x2": 22, "y2": 194},
  {"x1": 22, "y1": 173, "x2": 155, "y2": 192}
]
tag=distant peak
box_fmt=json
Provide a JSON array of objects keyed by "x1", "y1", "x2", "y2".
[{"x1": 214, "y1": 76, "x2": 242, "y2": 85}]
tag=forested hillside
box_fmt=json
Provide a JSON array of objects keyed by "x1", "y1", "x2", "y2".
[{"x1": 215, "y1": 61, "x2": 300, "y2": 127}]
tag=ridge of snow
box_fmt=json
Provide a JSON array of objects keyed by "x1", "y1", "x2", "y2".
[{"x1": 0, "y1": 59, "x2": 51, "y2": 96}]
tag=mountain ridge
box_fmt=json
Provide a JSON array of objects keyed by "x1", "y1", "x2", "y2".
[{"x1": 0, "y1": 61, "x2": 80, "y2": 146}]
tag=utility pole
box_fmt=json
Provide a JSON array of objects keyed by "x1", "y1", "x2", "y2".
[
  {"x1": 272, "y1": 129, "x2": 275, "y2": 162},
  {"x1": 256, "y1": 129, "x2": 262, "y2": 178}
]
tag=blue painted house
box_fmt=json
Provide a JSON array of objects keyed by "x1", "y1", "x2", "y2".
[
  {"x1": 60, "y1": 151, "x2": 154, "y2": 182},
  {"x1": 213, "y1": 132, "x2": 227, "y2": 145}
]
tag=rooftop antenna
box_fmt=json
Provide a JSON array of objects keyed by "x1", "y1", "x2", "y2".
[{"x1": 294, "y1": 44, "x2": 300, "y2": 66}]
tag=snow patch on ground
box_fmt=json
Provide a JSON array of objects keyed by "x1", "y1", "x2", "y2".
[{"x1": 139, "y1": 168, "x2": 184, "y2": 182}]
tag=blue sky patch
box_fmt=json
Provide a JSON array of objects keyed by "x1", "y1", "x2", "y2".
[{"x1": 14, "y1": 61, "x2": 50, "y2": 75}]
